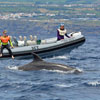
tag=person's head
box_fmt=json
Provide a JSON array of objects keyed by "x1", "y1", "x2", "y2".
[
  {"x1": 3, "y1": 30, "x2": 7, "y2": 36},
  {"x1": 60, "y1": 24, "x2": 64, "y2": 30}
]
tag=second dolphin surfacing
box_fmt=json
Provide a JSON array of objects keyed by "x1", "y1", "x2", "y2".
[{"x1": 18, "y1": 53, "x2": 82, "y2": 73}]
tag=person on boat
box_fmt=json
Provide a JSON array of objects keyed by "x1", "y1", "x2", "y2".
[
  {"x1": 57, "y1": 24, "x2": 70, "y2": 41},
  {"x1": 0, "y1": 30, "x2": 14, "y2": 59}
]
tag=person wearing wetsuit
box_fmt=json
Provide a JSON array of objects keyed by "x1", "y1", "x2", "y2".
[
  {"x1": 0, "y1": 30, "x2": 14, "y2": 59},
  {"x1": 57, "y1": 24, "x2": 70, "y2": 41}
]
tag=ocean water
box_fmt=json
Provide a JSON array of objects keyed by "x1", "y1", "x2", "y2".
[{"x1": 0, "y1": 20, "x2": 100, "y2": 100}]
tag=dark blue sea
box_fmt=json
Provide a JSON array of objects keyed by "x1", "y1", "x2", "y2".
[{"x1": 0, "y1": 20, "x2": 100, "y2": 100}]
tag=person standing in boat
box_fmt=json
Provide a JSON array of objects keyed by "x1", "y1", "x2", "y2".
[
  {"x1": 0, "y1": 30, "x2": 14, "y2": 59},
  {"x1": 57, "y1": 24, "x2": 70, "y2": 41}
]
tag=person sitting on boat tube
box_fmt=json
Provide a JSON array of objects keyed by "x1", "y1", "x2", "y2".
[
  {"x1": 0, "y1": 30, "x2": 14, "y2": 59},
  {"x1": 57, "y1": 24, "x2": 70, "y2": 41}
]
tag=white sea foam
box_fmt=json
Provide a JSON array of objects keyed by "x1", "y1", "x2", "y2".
[
  {"x1": 86, "y1": 81, "x2": 100, "y2": 86},
  {"x1": 51, "y1": 55, "x2": 69, "y2": 60},
  {"x1": 76, "y1": 67, "x2": 83, "y2": 73},
  {"x1": 55, "y1": 83, "x2": 76, "y2": 88},
  {"x1": 42, "y1": 69, "x2": 71, "y2": 74},
  {"x1": 42, "y1": 68, "x2": 83, "y2": 74},
  {"x1": 7, "y1": 66, "x2": 18, "y2": 70}
]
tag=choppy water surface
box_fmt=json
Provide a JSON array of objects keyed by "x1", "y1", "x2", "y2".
[{"x1": 0, "y1": 20, "x2": 100, "y2": 100}]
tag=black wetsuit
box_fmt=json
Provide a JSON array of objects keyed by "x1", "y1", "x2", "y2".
[{"x1": 0, "y1": 45, "x2": 13, "y2": 57}]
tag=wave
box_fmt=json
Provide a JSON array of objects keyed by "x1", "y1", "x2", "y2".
[
  {"x1": 7, "y1": 66, "x2": 18, "y2": 70},
  {"x1": 42, "y1": 68, "x2": 83, "y2": 74},
  {"x1": 50, "y1": 55, "x2": 69, "y2": 60},
  {"x1": 84, "y1": 81, "x2": 100, "y2": 87},
  {"x1": 55, "y1": 83, "x2": 77, "y2": 88}
]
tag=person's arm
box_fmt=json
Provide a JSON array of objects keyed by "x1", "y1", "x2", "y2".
[
  {"x1": 57, "y1": 29, "x2": 60, "y2": 41},
  {"x1": 65, "y1": 33, "x2": 70, "y2": 38},
  {"x1": 9, "y1": 39, "x2": 13, "y2": 47},
  {"x1": 0, "y1": 39, "x2": 2, "y2": 47}
]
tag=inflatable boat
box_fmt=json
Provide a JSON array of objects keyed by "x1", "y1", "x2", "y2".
[{"x1": 0, "y1": 32, "x2": 85, "y2": 58}]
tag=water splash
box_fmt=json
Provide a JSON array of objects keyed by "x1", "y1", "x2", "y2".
[
  {"x1": 84, "y1": 81, "x2": 100, "y2": 87},
  {"x1": 51, "y1": 55, "x2": 69, "y2": 60},
  {"x1": 55, "y1": 83, "x2": 76, "y2": 88},
  {"x1": 42, "y1": 68, "x2": 83, "y2": 74},
  {"x1": 7, "y1": 66, "x2": 18, "y2": 70}
]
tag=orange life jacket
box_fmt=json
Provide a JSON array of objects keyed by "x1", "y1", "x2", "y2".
[{"x1": 0, "y1": 36, "x2": 10, "y2": 43}]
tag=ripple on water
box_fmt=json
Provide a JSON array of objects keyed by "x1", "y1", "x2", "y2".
[{"x1": 84, "y1": 81, "x2": 100, "y2": 87}]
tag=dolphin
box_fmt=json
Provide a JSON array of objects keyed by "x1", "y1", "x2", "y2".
[{"x1": 18, "y1": 53, "x2": 81, "y2": 73}]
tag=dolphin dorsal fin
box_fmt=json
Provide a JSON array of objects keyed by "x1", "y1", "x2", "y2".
[{"x1": 32, "y1": 52, "x2": 43, "y2": 61}]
